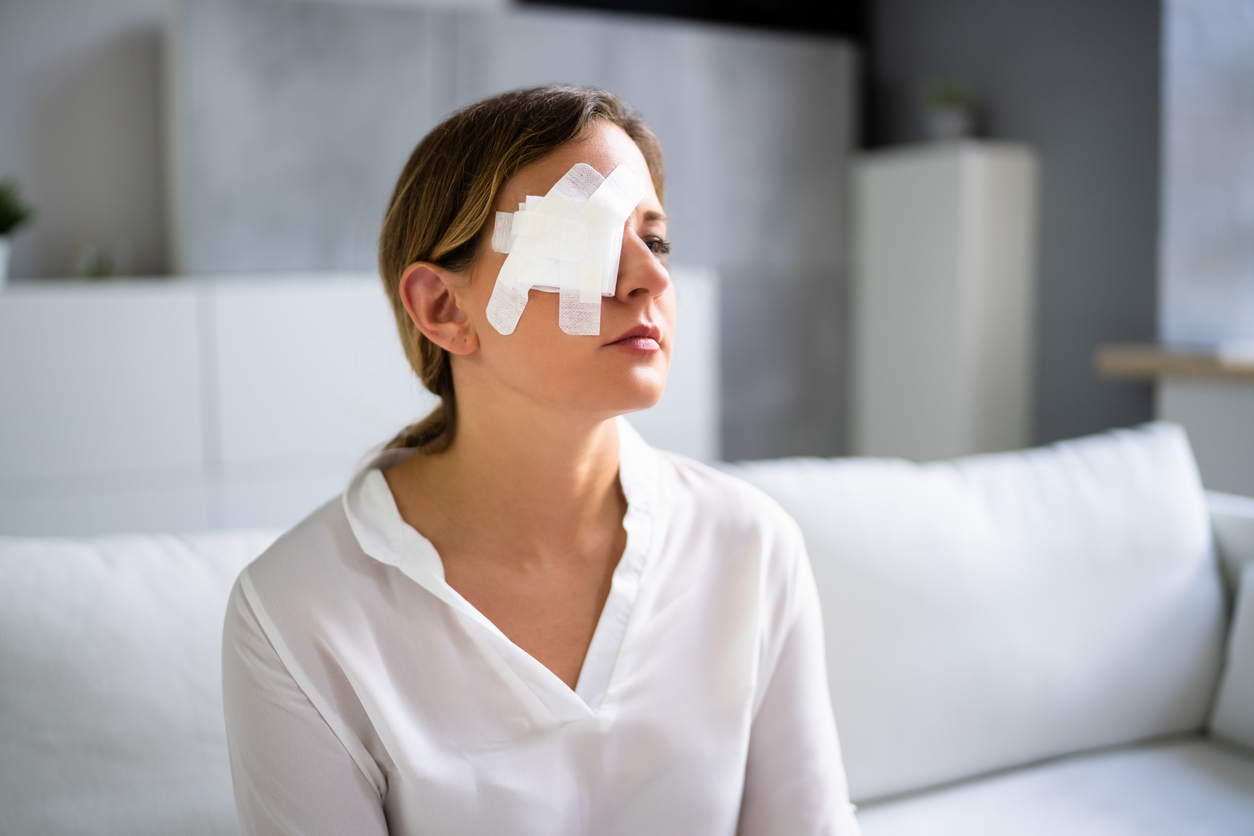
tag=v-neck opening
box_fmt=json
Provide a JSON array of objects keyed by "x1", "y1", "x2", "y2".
[
  {"x1": 343, "y1": 417, "x2": 657, "y2": 723},
  {"x1": 571, "y1": 489, "x2": 650, "y2": 710}
]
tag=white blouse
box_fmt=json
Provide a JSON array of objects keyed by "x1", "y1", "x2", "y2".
[{"x1": 222, "y1": 420, "x2": 861, "y2": 835}]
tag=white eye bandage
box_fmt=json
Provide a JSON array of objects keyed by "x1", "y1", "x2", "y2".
[{"x1": 487, "y1": 163, "x2": 647, "y2": 337}]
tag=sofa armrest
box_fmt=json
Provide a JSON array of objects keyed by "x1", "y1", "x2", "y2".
[
  {"x1": 1209, "y1": 560, "x2": 1254, "y2": 751},
  {"x1": 1208, "y1": 491, "x2": 1254, "y2": 593}
]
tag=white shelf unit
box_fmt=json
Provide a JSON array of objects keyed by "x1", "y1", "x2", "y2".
[
  {"x1": 0, "y1": 269, "x2": 719, "y2": 536},
  {"x1": 851, "y1": 141, "x2": 1039, "y2": 461}
]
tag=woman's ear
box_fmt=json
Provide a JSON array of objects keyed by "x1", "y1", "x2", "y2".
[{"x1": 398, "y1": 262, "x2": 479, "y2": 356}]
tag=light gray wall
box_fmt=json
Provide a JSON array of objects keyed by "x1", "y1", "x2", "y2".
[
  {"x1": 169, "y1": 0, "x2": 858, "y2": 459},
  {"x1": 872, "y1": 0, "x2": 1160, "y2": 445},
  {"x1": 0, "y1": 0, "x2": 169, "y2": 278},
  {"x1": 0, "y1": 0, "x2": 509, "y2": 278},
  {"x1": 1161, "y1": 0, "x2": 1254, "y2": 345},
  {"x1": 0, "y1": 0, "x2": 856, "y2": 461}
]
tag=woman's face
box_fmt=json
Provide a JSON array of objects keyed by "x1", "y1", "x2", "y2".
[{"x1": 454, "y1": 122, "x2": 675, "y2": 422}]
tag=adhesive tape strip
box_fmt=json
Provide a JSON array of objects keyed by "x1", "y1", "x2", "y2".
[
  {"x1": 511, "y1": 213, "x2": 588, "y2": 262},
  {"x1": 491, "y1": 212, "x2": 513, "y2": 254},
  {"x1": 486, "y1": 162, "x2": 646, "y2": 336}
]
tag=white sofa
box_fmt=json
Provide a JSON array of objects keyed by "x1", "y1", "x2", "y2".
[
  {"x1": 2, "y1": 422, "x2": 1253, "y2": 834},
  {"x1": 727, "y1": 421, "x2": 1254, "y2": 834}
]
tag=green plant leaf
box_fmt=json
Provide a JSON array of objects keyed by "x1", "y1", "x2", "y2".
[{"x1": 0, "y1": 178, "x2": 35, "y2": 236}]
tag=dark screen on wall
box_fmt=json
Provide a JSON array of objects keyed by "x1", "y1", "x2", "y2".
[{"x1": 519, "y1": 0, "x2": 868, "y2": 40}]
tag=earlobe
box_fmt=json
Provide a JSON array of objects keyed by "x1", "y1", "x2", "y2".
[{"x1": 399, "y1": 262, "x2": 479, "y2": 356}]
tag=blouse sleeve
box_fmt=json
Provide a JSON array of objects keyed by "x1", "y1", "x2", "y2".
[
  {"x1": 222, "y1": 579, "x2": 390, "y2": 836},
  {"x1": 736, "y1": 549, "x2": 863, "y2": 836}
]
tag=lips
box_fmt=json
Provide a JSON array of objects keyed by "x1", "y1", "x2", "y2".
[{"x1": 607, "y1": 322, "x2": 663, "y2": 347}]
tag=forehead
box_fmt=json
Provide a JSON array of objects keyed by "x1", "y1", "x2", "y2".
[{"x1": 494, "y1": 122, "x2": 660, "y2": 213}]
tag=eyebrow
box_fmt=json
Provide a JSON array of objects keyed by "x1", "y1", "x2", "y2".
[{"x1": 642, "y1": 210, "x2": 667, "y2": 223}]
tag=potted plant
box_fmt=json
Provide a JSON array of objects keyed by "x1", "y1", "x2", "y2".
[
  {"x1": 920, "y1": 80, "x2": 979, "y2": 141},
  {"x1": 0, "y1": 178, "x2": 35, "y2": 289}
]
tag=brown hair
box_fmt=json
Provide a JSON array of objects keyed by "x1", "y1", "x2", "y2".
[{"x1": 378, "y1": 85, "x2": 665, "y2": 453}]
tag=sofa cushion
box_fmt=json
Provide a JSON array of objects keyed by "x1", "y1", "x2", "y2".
[
  {"x1": 855, "y1": 737, "x2": 1254, "y2": 836},
  {"x1": 1211, "y1": 560, "x2": 1254, "y2": 750},
  {"x1": 0, "y1": 530, "x2": 278, "y2": 836},
  {"x1": 723, "y1": 423, "x2": 1226, "y2": 802}
]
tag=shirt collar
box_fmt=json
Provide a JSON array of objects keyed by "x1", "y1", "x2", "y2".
[
  {"x1": 340, "y1": 417, "x2": 659, "y2": 723},
  {"x1": 343, "y1": 415, "x2": 657, "y2": 576}
]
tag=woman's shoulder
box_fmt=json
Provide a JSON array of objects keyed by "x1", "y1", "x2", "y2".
[
  {"x1": 646, "y1": 451, "x2": 812, "y2": 651},
  {"x1": 653, "y1": 449, "x2": 806, "y2": 548},
  {"x1": 236, "y1": 493, "x2": 374, "y2": 607}
]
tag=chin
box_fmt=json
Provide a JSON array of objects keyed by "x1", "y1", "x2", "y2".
[
  {"x1": 562, "y1": 369, "x2": 663, "y2": 419},
  {"x1": 605, "y1": 371, "x2": 668, "y2": 416}
]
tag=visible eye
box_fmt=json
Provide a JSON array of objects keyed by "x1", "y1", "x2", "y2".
[{"x1": 645, "y1": 238, "x2": 672, "y2": 257}]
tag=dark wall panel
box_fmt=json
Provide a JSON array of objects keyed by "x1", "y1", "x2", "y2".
[{"x1": 872, "y1": 0, "x2": 1159, "y2": 444}]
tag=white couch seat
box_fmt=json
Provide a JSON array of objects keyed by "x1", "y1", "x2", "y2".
[{"x1": 858, "y1": 737, "x2": 1254, "y2": 835}]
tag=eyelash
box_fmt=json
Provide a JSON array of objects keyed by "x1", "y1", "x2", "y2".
[{"x1": 646, "y1": 239, "x2": 672, "y2": 256}]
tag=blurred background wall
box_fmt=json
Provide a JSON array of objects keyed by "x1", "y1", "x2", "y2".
[
  {"x1": 0, "y1": 0, "x2": 856, "y2": 462},
  {"x1": 0, "y1": 0, "x2": 170, "y2": 279},
  {"x1": 870, "y1": 0, "x2": 1161, "y2": 446},
  {"x1": 4, "y1": 0, "x2": 1248, "y2": 467},
  {"x1": 1160, "y1": 0, "x2": 1254, "y2": 346},
  {"x1": 167, "y1": 0, "x2": 856, "y2": 460}
]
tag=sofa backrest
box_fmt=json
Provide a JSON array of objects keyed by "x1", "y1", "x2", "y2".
[
  {"x1": 0, "y1": 530, "x2": 277, "y2": 836},
  {"x1": 724, "y1": 422, "x2": 1227, "y2": 803}
]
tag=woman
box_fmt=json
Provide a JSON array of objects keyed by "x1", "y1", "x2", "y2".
[{"x1": 222, "y1": 85, "x2": 860, "y2": 835}]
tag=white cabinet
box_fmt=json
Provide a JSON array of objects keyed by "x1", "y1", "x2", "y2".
[
  {"x1": 0, "y1": 282, "x2": 205, "y2": 482},
  {"x1": 851, "y1": 141, "x2": 1039, "y2": 460},
  {"x1": 0, "y1": 275, "x2": 433, "y2": 535},
  {"x1": 0, "y1": 270, "x2": 719, "y2": 535}
]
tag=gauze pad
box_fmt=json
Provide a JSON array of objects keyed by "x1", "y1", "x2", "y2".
[{"x1": 487, "y1": 163, "x2": 647, "y2": 336}]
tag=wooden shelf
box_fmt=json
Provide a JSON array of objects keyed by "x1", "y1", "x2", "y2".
[{"x1": 1095, "y1": 343, "x2": 1254, "y2": 381}]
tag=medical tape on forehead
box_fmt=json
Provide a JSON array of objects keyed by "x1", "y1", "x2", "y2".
[{"x1": 486, "y1": 162, "x2": 647, "y2": 336}]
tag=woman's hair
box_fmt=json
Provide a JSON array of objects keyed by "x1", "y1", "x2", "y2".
[{"x1": 378, "y1": 85, "x2": 665, "y2": 453}]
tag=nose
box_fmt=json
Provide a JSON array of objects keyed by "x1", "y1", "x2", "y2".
[{"x1": 614, "y1": 231, "x2": 671, "y2": 302}]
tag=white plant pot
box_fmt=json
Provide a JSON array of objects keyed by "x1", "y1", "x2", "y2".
[
  {"x1": 0, "y1": 236, "x2": 9, "y2": 291},
  {"x1": 925, "y1": 105, "x2": 976, "y2": 141}
]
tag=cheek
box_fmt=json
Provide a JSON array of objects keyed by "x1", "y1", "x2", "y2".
[
  {"x1": 507, "y1": 291, "x2": 569, "y2": 349},
  {"x1": 466, "y1": 252, "x2": 506, "y2": 315},
  {"x1": 477, "y1": 289, "x2": 582, "y2": 378},
  {"x1": 658, "y1": 288, "x2": 678, "y2": 352}
]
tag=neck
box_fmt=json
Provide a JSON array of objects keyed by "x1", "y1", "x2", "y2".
[
  {"x1": 389, "y1": 383, "x2": 626, "y2": 562},
  {"x1": 447, "y1": 403, "x2": 623, "y2": 530}
]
